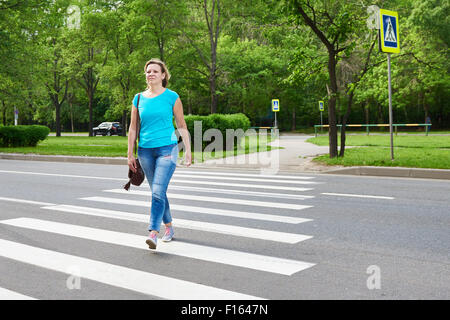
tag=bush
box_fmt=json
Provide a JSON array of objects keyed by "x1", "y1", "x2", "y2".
[
  {"x1": 184, "y1": 113, "x2": 251, "y2": 150},
  {"x1": 0, "y1": 125, "x2": 50, "y2": 147}
]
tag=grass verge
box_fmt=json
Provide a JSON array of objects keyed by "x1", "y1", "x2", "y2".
[
  {"x1": 0, "y1": 135, "x2": 276, "y2": 163},
  {"x1": 307, "y1": 135, "x2": 450, "y2": 169}
]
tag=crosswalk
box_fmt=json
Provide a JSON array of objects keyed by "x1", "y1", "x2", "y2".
[{"x1": 0, "y1": 168, "x2": 319, "y2": 300}]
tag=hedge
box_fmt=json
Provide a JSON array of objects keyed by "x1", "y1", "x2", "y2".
[
  {"x1": 184, "y1": 113, "x2": 251, "y2": 150},
  {"x1": 0, "y1": 125, "x2": 50, "y2": 147}
]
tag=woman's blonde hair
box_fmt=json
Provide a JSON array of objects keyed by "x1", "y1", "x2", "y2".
[{"x1": 144, "y1": 58, "x2": 171, "y2": 88}]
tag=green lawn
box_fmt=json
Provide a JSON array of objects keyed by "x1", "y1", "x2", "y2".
[
  {"x1": 0, "y1": 135, "x2": 276, "y2": 163},
  {"x1": 307, "y1": 135, "x2": 450, "y2": 169}
]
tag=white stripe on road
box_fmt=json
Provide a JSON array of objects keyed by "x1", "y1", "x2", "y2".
[
  {"x1": 169, "y1": 174, "x2": 318, "y2": 185},
  {"x1": 321, "y1": 193, "x2": 395, "y2": 200},
  {"x1": 0, "y1": 218, "x2": 315, "y2": 276},
  {"x1": 0, "y1": 287, "x2": 36, "y2": 300},
  {"x1": 0, "y1": 170, "x2": 314, "y2": 192},
  {"x1": 0, "y1": 196, "x2": 55, "y2": 207},
  {"x1": 0, "y1": 169, "x2": 316, "y2": 184},
  {"x1": 42, "y1": 205, "x2": 313, "y2": 244},
  {"x1": 0, "y1": 170, "x2": 314, "y2": 183},
  {"x1": 0, "y1": 170, "x2": 124, "y2": 181},
  {"x1": 175, "y1": 170, "x2": 315, "y2": 180},
  {"x1": 0, "y1": 195, "x2": 310, "y2": 224},
  {"x1": 0, "y1": 238, "x2": 262, "y2": 300},
  {"x1": 171, "y1": 179, "x2": 314, "y2": 192},
  {"x1": 82, "y1": 197, "x2": 311, "y2": 224},
  {"x1": 166, "y1": 185, "x2": 314, "y2": 200},
  {"x1": 106, "y1": 189, "x2": 313, "y2": 210}
]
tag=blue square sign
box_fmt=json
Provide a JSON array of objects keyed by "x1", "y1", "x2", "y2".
[
  {"x1": 379, "y1": 9, "x2": 400, "y2": 53},
  {"x1": 272, "y1": 99, "x2": 279, "y2": 112}
]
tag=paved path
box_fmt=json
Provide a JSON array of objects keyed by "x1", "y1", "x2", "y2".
[{"x1": 196, "y1": 134, "x2": 331, "y2": 173}]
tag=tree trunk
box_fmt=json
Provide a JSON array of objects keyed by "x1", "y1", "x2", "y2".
[
  {"x1": 122, "y1": 109, "x2": 127, "y2": 137},
  {"x1": 120, "y1": 81, "x2": 129, "y2": 137},
  {"x1": 365, "y1": 102, "x2": 369, "y2": 125},
  {"x1": 210, "y1": 74, "x2": 217, "y2": 114},
  {"x1": 2, "y1": 100, "x2": 6, "y2": 126},
  {"x1": 423, "y1": 91, "x2": 429, "y2": 121},
  {"x1": 187, "y1": 90, "x2": 192, "y2": 115},
  {"x1": 1, "y1": 100, "x2": 6, "y2": 126},
  {"x1": 328, "y1": 52, "x2": 338, "y2": 158},
  {"x1": 68, "y1": 93, "x2": 74, "y2": 133},
  {"x1": 49, "y1": 38, "x2": 68, "y2": 137},
  {"x1": 88, "y1": 89, "x2": 93, "y2": 136},
  {"x1": 378, "y1": 103, "x2": 383, "y2": 124},
  {"x1": 206, "y1": 0, "x2": 220, "y2": 114},
  {"x1": 55, "y1": 100, "x2": 61, "y2": 137},
  {"x1": 340, "y1": 91, "x2": 354, "y2": 157},
  {"x1": 417, "y1": 90, "x2": 421, "y2": 114},
  {"x1": 291, "y1": 106, "x2": 296, "y2": 131},
  {"x1": 86, "y1": 47, "x2": 100, "y2": 137}
]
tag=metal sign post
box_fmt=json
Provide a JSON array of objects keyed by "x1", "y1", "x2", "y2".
[
  {"x1": 274, "y1": 112, "x2": 277, "y2": 129},
  {"x1": 379, "y1": 9, "x2": 400, "y2": 161},
  {"x1": 14, "y1": 107, "x2": 18, "y2": 126},
  {"x1": 320, "y1": 112, "x2": 323, "y2": 133},
  {"x1": 387, "y1": 53, "x2": 394, "y2": 160},
  {"x1": 319, "y1": 101, "x2": 324, "y2": 134}
]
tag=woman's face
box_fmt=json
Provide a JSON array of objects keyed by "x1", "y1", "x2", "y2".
[{"x1": 146, "y1": 63, "x2": 165, "y2": 86}]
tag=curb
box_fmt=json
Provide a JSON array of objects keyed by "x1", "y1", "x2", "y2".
[
  {"x1": 323, "y1": 166, "x2": 450, "y2": 180},
  {"x1": 1, "y1": 153, "x2": 449, "y2": 180},
  {"x1": 0, "y1": 153, "x2": 127, "y2": 165}
]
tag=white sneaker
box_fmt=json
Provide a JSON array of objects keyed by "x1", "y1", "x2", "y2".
[
  {"x1": 161, "y1": 226, "x2": 174, "y2": 242},
  {"x1": 145, "y1": 232, "x2": 157, "y2": 249}
]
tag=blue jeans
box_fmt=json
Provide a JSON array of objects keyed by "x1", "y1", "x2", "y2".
[{"x1": 138, "y1": 143, "x2": 178, "y2": 232}]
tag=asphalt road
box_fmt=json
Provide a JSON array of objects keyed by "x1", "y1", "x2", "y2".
[{"x1": 0, "y1": 159, "x2": 449, "y2": 300}]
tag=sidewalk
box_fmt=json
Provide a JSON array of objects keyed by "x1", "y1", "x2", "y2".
[{"x1": 194, "y1": 134, "x2": 331, "y2": 173}]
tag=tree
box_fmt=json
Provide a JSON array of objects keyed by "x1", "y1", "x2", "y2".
[
  {"x1": 132, "y1": 0, "x2": 185, "y2": 63},
  {"x1": 100, "y1": 2, "x2": 139, "y2": 136},
  {"x1": 1, "y1": 0, "x2": 448, "y2": 134},
  {"x1": 0, "y1": 0, "x2": 49, "y2": 126},
  {"x1": 39, "y1": 1, "x2": 72, "y2": 136},
  {"x1": 354, "y1": 0, "x2": 449, "y2": 130},
  {"x1": 285, "y1": 0, "x2": 366, "y2": 158},
  {"x1": 62, "y1": 3, "x2": 111, "y2": 136},
  {"x1": 339, "y1": 36, "x2": 378, "y2": 156},
  {"x1": 182, "y1": 0, "x2": 224, "y2": 114}
]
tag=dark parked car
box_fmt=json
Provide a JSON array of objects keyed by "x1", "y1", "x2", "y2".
[{"x1": 93, "y1": 122, "x2": 123, "y2": 136}]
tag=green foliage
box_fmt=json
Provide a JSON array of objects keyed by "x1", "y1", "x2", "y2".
[
  {"x1": 0, "y1": 125, "x2": 50, "y2": 147},
  {"x1": 0, "y1": 0, "x2": 449, "y2": 135},
  {"x1": 184, "y1": 113, "x2": 251, "y2": 150}
]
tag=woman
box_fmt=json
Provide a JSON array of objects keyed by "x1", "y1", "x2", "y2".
[{"x1": 128, "y1": 58, "x2": 191, "y2": 250}]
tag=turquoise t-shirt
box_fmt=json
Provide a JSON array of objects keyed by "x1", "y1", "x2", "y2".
[{"x1": 133, "y1": 88, "x2": 179, "y2": 148}]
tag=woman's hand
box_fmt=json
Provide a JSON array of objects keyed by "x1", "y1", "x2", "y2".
[
  {"x1": 173, "y1": 98, "x2": 192, "y2": 167},
  {"x1": 184, "y1": 151, "x2": 192, "y2": 167},
  {"x1": 128, "y1": 156, "x2": 137, "y2": 173}
]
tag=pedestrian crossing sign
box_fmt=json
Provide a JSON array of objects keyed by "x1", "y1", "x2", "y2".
[
  {"x1": 379, "y1": 9, "x2": 400, "y2": 53},
  {"x1": 272, "y1": 99, "x2": 279, "y2": 112},
  {"x1": 319, "y1": 101, "x2": 324, "y2": 112}
]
